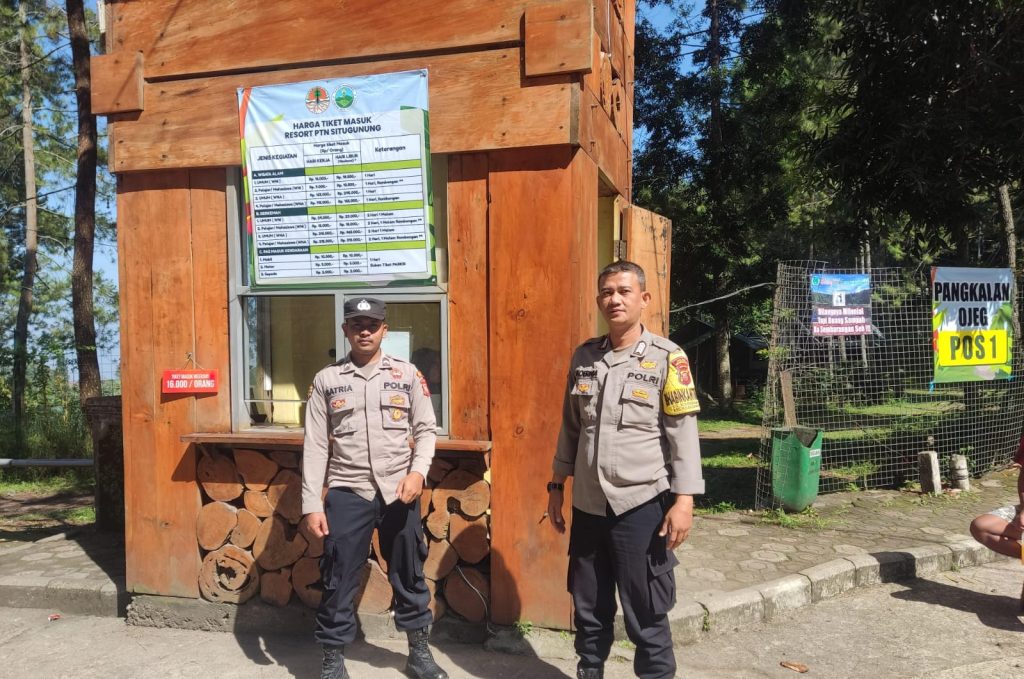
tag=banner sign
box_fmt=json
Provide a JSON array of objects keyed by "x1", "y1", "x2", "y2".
[
  {"x1": 810, "y1": 273, "x2": 872, "y2": 336},
  {"x1": 162, "y1": 369, "x2": 219, "y2": 394},
  {"x1": 932, "y1": 266, "x2": 1014, "y2": 383},
  {"x1": 238, "y1": 70, "x2": 435, "y2": 288}
]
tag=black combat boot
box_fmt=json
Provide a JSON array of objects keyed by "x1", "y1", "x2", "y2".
[
  {"x1": 576, "y1": 664, "x2": 604, "y2": 679},
  {"x1": 405, "y1": 626, "x2": 448, "y2": 679},
  {"x1": 321, "y1": 644, "x2": 349, "y2": 679}
]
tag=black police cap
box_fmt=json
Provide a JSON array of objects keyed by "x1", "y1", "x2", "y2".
[{"x1": 343, "y1": 297, "x2": 386, "y2": 320}]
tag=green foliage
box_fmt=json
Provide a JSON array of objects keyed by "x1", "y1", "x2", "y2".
[
  {"x1": 694, "y1": 500, "x2": 738, "y2": 515},
  {"x1": 1, "y1": 0, "x2": 119, "y2": 419},
  {"x1": 512, "y1": 620, "x2": 533, "y2": 638},
  {"x1": 0, "y1": 469, "x2": 93, "y2": 495},
  {"x1": 760, "y1": 507, "x2": 835, "y2": 530}
]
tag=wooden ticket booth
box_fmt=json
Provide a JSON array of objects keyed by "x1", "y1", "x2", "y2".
[{"x1": 93, "y1": 0, "x2": 669, "y2": 630}]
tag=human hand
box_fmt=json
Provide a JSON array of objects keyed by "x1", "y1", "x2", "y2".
[
  {"x1": 546, "y1": 488, "x2": 566, "y2": 534},
  {"x1": 302, "y1": 512, "x2": 329, "y2": 539},
  {"x1": 659, "y1": 495, "x2": 693, "y2": 550},
  {"x1": 396, "y1": 472, "x2": 425, "y2": 504}
]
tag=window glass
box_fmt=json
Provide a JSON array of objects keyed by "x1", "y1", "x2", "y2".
[
  {"x1": 377, "y1": 301, "x2": 445, "y2": 423},
  {"x1": 243, "y1": 295, "x2": 335, "y2": 427}
]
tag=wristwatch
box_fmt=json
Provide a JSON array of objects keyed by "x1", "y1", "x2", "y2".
[{"x1": 546, "y1": 482, "x2": 564, "y2": 493}]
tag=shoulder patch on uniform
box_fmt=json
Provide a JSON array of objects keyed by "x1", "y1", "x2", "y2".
[
  {"x1": 650, "y1": 335, "x2": 681, "y2": 353},
  {"x1": 307, "y1": 382, "x2": 315, "y2": 399},
  {"x1": 663, "y1": 349, "x2": 700, "y2": 416},
  {"x1": 416, "y1": 369, "x2": 430, "y2": 397}
]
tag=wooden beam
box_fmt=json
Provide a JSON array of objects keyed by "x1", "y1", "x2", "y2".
[
  {"x1": 91, "y1": 51, "x2": 143, "y2": 114},
  {"x1": 594, "y1": 0, "x2": 612, "y2": 53},
  {"x1": 576, "y1": 87, "x2": 630, "y2": 197},
  {"x1": 118, "y1": 171, "x2": 201, "y2": 597},
  {"x1": 625, "y1": 206, "x2": 672, "y2": 336},
  {"x1": 488, "y1": 147, "x2": 576, "y2": 629},
  {"x1": 609, "y1": 8, "x2": 626, "y2": 78},
  {"x1": 188, "y1": 169, "x2": 232, "y2": 432},
  {"x1": 107, "y1": 49, "x2": 574, "y2": 173},
  {"x1": 179, "y1": 432, "x2": 492, "y2": 453},
  {"x1": 447, "y1": 154, "x2": 491, "y2": 441},
  {"x1": 524, "y1": 0, "x2": 593, "y2": 77},
  {"x1": 107, "y1": 0, "x2": 552, "y2": 81}
]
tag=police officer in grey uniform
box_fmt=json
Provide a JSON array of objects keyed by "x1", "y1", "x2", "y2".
[
  {"x1": 302, "y1": 297, "x2": 447, "y2": 679},
  {"x1": 547, "y1": 261, "x2": 704, "y2": 679}
]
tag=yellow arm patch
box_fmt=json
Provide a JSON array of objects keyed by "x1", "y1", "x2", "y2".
[{"x1": 663, "y1": 349, "x2": 700, "y2": 416}]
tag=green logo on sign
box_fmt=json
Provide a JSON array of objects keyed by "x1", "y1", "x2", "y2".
[{"x1": 334, "y1": 86, "x2": 354, "y2": 109}]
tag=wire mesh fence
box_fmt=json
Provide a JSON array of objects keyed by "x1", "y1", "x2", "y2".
[{"x1": 755, "y1": 261, "x2": 1024, "y2": 508}]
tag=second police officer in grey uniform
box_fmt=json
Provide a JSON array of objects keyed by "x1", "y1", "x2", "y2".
[
  {"x1": 546, "y1": 261, "x2": 705, "y2": 679},
  {"x1": 301, "y1": 297, "x2": 448, "y2": 679}
]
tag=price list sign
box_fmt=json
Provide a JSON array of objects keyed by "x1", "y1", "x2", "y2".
[{"x1": 238, "y1": 70, "x2": 435, "y2": 287}]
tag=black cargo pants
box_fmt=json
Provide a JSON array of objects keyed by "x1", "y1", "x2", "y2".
[
  {"x1": 569, "y1": 493, "x2": 678, "y2": 679},
  {"x1": 315, "y1": 487, "x2": 432, "y2": 647}
]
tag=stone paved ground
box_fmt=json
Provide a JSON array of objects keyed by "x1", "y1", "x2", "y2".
[
  {"x1": 0, "y1": 458, "x2": 1019, "y2": 637},
  {"x1": 677, "y1": 466, "x2": 1019, "y2": 603}
]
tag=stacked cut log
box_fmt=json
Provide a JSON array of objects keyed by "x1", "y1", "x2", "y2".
[
  {"x1": 422, "y1": 459, "x2": 491, "y2": 623},
  {"x1": 195, "y1": 447, "x2": 492, "y2": 625}
]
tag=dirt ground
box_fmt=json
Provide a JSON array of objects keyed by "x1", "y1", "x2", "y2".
[{"x1": 0, "y1": 490, "x2": 94, "y2": 540}]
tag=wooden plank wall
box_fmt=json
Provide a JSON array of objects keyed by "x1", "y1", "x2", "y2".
[
  {"x1": 118, "y1": 170, "x2": 231, "y2": 596},
  {"x1": 575, "y1": 0, "x2": 633, "y2": 199},
  {"x1": 625, "y1": 206, "x2": 672, "y2": 337},
  {"x1": 447, "y1": 155, "x2": 490, "y2": 441},
  {"x1": 488, "y1": 147, "x2": 598, "y2": 628},
  {"x1": 106, "y1": 51, "x2": 574, "y2": 173},
  {"x1": 107, "y1": 0, "x2": 555, "y2": 80}
]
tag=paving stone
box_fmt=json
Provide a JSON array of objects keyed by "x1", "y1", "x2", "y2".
[
  {"x1": 833, "y1": 544, "x2": 867, "y2": 555},
  {"x1": 946, "y1": 539, "x2": 995, "y2": 569},
  {"x1": 688, "y1": 568, "x2": 726, "y2": 582},
  {"x1": 738, "y1": 560, "x2": 776, "y2": 573},
  {"x1": 751, "y1": 550, "x2": 789, "y2": 563},
  {"x1": 795, "y1": 543, "x2": 831, "y2": 555},
  {"x1": 919, "y1": 526, "x2": 947, "y2": 536},
  {"x1": 901, "y1": 544, "x2": 953, "y2": 577},
  {"x1": 758, "y1": 574, "x2": 812, "y2": 621},
  {"x1": 760, "y1": 542, "x2": 797, "y2": 553},
  {"x1": 844, "y1": 551, "x2": 913, "y2": 586},
  {"x1": 717, "y1": 528, "x2": 750, "y2": 537},
  {"x1": 699, "y1": 588, "x2": 764, "y2": 633},
  {"x1": 800, "y1": 559, "x2": 856, "y2": 602},
  {"x1": 666, "y1": 600, "x2": 708, "y2": 645}
]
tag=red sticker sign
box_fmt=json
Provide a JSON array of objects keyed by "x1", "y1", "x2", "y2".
[{"x1": 162, "y1": 369, "x2": 219, "y2": 394}]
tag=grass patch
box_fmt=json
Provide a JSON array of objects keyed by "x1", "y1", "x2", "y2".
[
  {"x1": 8, "y1": 506, "x2": 95, "y2": 525},
  {"x1": 0, "y1": 470, "x2": 94, "y2": 497},
  {"x1": 698, "y1": 438, "x2": 760, "y2": 512},
  {"x1": 759, "y1": 507, "x2": 836, "y2": 530},
  {"x1": 822, "y1": 428, "x2": 893, "y2": 442},
  {"x1": 699, "y1": 418, "x2": 759, "y2": 434},
  {"x1": 822, "y1": 460, "x2": 878, "y2": 480},
  {"x1": 842, "y1": 400, "x2": 959, "y2": 417},
  {"x1": 702, "y1": 452, "x2": 759, "y2": 469},
  {"x1": 694, "y1": 501, "x2": 738, "y2": 516},
  {"x1": 513, "y1": 620, "x2": 533, "y2": 638}
]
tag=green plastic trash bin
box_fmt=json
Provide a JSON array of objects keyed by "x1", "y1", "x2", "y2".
[{"x1": 770, "y1": 426, "x2": 823, "y2": 512}]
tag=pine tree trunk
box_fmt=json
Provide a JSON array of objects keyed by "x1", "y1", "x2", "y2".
[
  {"x1": 67, "y1": 0, "x2": 101, "y2": 405},
  {"x1": 713, "y1": 305, "x2": 733, "y2": 407},
  {"x1": 998, "y1": 184, "x2": 1019, "y2": 338},
  {"x1": 13, "y1": 1, "x2": 38, "y2": 441}
]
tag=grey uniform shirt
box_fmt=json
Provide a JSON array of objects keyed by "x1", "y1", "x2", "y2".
[
  {"x1": 302, "y1": 353, "x2": 437, "y2": 514},
  {"x1": 553, "y1": 328, "x2": 705, "y2": 516}
]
